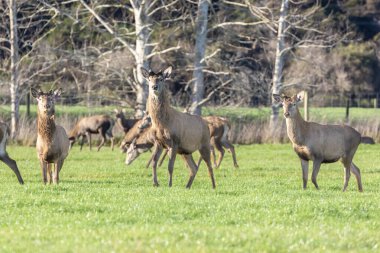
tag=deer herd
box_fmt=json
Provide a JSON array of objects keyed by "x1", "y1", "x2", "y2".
[{"x1": 0, "y1": 66, "x2": 366, "y2": 192}]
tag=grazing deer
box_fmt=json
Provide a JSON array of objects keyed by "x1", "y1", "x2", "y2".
[
  {"x1": 120, "y1": 115, "x2": 157, "y2": 167},
  {"x1": 0, "y1": 122, "x2": 24, "y2": 184},
  {"x1": 31, "y1": 88, "x2": 70, "y2": 184},
  {"x1": 69, "y1": 115, "x2": 115, "y2": 151},
  {"x1": 142, "y1": 66, "x2": 216, "y2": 189},
  {"x1": 273, "y1": 93, "x2": 363, "y2": 192},
  {"x1": 114, "y1": 109, "x2": 139, "y2": 133}
]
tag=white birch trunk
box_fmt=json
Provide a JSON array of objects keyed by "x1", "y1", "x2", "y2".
[
  {"x1": 9, "y1": 0, "x2": 19, "y2": 139},
  {"x1": 270, "y1": 0, "x2": 288, "y2": 128},
  {"x1": 190, "y1": 0, "x2": 209, "y2": 116},
  {"x1": 133, "y1": 0, "x2": 151, "y2": 118}
]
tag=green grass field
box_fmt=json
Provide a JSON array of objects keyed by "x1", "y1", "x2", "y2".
[{"x1": 0, "y1": 144, "x2": 379, "y2": 252}]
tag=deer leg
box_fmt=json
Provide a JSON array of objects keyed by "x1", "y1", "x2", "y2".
[
  {"x1": 145, "y1": 151, "x2": 154, "y2": 169},
  {"x1": 151, "y1": 144, "x2": 163, "y2": 187},
  {"x1": 311, "y1": 159, "x2": 322, "y2": 190},
  {"x1": 40, "y1": 159, "x2": 48, "y2": 184},
  {"x1": 350, "y1": 162, "x2": 363, "y2": 192},
  {"x1": 167, "y1": 146, "x2": 177, "y2": 187},
  {"x1": 222, "y1": 140, "x2": 238, "y2": 168},
  {"x1": 110, "y1": 136, "x2": 114, "y2": 151},
  {"x1": 53, "y1": 160, "x2": 64, "y2": 184},
  {"x1": 183, "y1": 154, "x2": 199, "y2": 189},
  {"x1": 214, "y1": 140, "x2": 225, "y2": 169},
  {"x1": 86, "y1": 132, "x2": 92, "y2": 151},
  {"x1": 97, "y1": 129, "x2": 106, "y2": 151},
  {"x1": 158, "y1": 149, "x2": 168, "y2": 167},
  {"x1": 341, "y1": 158, "x2": 352, "y2": 192},
  {"x1": 300, "y1": 159, "x2": 309, "y2": 189},
  {"x1": 78, "y1": 135, "x2": 83, "y2": 151},
  {"x1": 199, "y1": 145, "x2": 216, "y2": 189},
  {"x1": 0, "y1": 153, "x2": 24, "y2": 184},
  {"x1": 46, "y1": 163, "x2": 52, "y2": 184}
]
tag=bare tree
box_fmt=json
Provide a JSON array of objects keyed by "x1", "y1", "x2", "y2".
[
  {"x1": 189, "y1": 0, "x2": 209, "y2": 116},
  {"x1": 270, "y1": 0, "x2": 288, "y2": 128},
  {"x1": 9, "y1": 0, "x2": 19, "y2": 139}
]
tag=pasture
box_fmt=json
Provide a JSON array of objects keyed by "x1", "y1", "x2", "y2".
[{"x1": 0, "y1": 144, "x2": 379, "y2": 252}]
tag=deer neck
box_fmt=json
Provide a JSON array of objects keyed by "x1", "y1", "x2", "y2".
[
  {"x1": 37, "y1": 112, "x2": 56, "y2": 144},
  {"x1": 147, "y1": 90, "x2": 171, "y2": 128},
  {"x1": 286, "y1": 109, "x2": 307, "y2": 145}
]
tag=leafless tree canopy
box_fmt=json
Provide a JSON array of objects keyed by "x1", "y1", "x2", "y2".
[{"x1": 0, "y1": 0, "x2": 379, "y2": 109}]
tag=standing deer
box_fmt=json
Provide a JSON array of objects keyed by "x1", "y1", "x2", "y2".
[
  {"x1": 273, "y1": 93, "x2": 363, "y2": 192},
  {"x1": 122, "y1": 115, "x2": 239, "y2": 170},
  {"x1": 31, "y1": 88, "x2": 70, "y2": 184},
  {"x1": 69, "y1": 115, "x2": 115, "y2": 151},
  {"x1": 0, "y1": 122, "x2": 24, "y2": 184},
  {"x1": 201, "y1": 116, "x2": 238, "y2": 169},
  {"x1": 142, "y1": 66, "x2": 216, "y2": 189},
  {"x1": 114, "y1": 109, "x2": 139, "y2": 133}
]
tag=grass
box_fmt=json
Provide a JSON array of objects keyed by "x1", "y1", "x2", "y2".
[
  {"x1": 1, "y1": 104, "x2": 379, "y2": 122},
  {"x1": 0, "y1": 144, "x2": 379, "y2": 252}
]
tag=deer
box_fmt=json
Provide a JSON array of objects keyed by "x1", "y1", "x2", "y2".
[
  {"x1": 114, "y1": 109, "x2": 139, "y2": 133},
  {"x1": 69, "y1": 115, "x2": 115, "y2": 151},
  {"x1": 31, "y1": 88, "x2": 70, "y2": 184},
  {"x1": 120, "y1": 115, "x2": 157, "y2": 167},
  {"x1": 0, "y1": 122, "x2": 24, "y2": 184},
  {"x1": 199, "y1": 116, "x2": 238, "y2": 169},
  {"x1": 123, "y1": 115, "x2": 239, "y2": 170},
  {"x1": 142, "y1": 66, "x2": 216, "y2": 189},
  {"x1": 273, "y1": 93, "x2": 363, "y2": 192}
]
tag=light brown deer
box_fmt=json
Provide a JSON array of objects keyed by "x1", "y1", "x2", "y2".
[
  {"x1": 273, "y1": 93, "x2": 363, "y2": 192},
  {"x1": 69, "y1": 115, "x2": 114, "y2": 151},
  {"x1": 31, "y1": 88, "x2": 70, "y2": 184},
  {"x1": 123, "y1": 115, "x2": 239, "y2": 170},
  {"x1": 114, "y1": 109, "x2": 139, "y2": 133},
  {"x1": 142, "y1": 66, "x2": 216, "y2": 188},
  {"x1": 200, "y1": 116, "x2": 238, "y2": 169},
  {"x1": 0, "y1": 122, "x2": 24, "y2": 184}
]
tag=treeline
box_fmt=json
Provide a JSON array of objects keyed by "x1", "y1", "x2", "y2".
[{"x1": 0, "y1": 0, "x2": 379, "y2": 109}]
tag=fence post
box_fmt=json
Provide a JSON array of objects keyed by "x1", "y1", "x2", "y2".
[{"x1": 345, "y1": 97, "x2": 350, "y2": 122}]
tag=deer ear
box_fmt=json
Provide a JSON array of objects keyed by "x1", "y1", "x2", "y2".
[
  {"x1": 141, "y1": 67, "x2": 150, "y2": 79},
  {"x1": 31, "y1": 88, "x2": 39, "y2": 99},
  {"x1": 114, "y1": 108, "x2": 119, "y2": 114},
  {"x1": 272, "y1": 94, "x2": 283, "y2": 104},
  {"x1": 53, "y1": 88, "x2": 62, "y2": 99},
  {"x1": 162, "y1": 66, "x2": 172, "y2": 79},
  {"x1": 296, "y1": 91, "x2": 305, "y2": 103}
]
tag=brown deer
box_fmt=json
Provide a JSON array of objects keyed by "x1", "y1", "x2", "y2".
[
  {"x1": 31, "y1": 88, "x2": 70, "y2": 184},
  {"x1": 123, "y1": 115, "x2": 239, "y2": 170},
  {"x1": 142, "y1": 66, "x2": 216, "y2": 189},
  {"x1": 119, "y1": 115, "x2": 157, "y2": 167},
  {"x1": 200, "y1": 116, "x2": 238, "y2": 169},
  {"x1": 69, "y1": 115, "x2": 115, "y2": 151},
  {"x1": 114, "y1": 109, "x2": 139, "y2": 133},
  {"x1": 273, "y1": 93, "x2": 363, "y2": 192},
  {"x1": 0, "y1": 122, "x2": 24, "y2": 184}
]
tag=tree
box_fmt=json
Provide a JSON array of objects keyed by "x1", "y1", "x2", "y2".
[
  {"x1": 270, "y1": 0, "x2": 288, "y2": 127},
  {"x1": 189, "y1": 0, "x2": 209, "y2": 116},
  {"x1": 9, "y1": 0, "x2": 19, "y2": 139}
]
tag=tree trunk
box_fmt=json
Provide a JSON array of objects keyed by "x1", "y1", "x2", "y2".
[
  {"x1": 190, "y1": 0, "x2": 209, "y2": 116},
  {"x1": 270, "y1": 0, "x2": 288, "y2": 130},
  {"x1": 134, "y1": 0, "x2": 151, "y2": 119},
  {"x1": 9, "y1": 0, "x2": 19, "y2": 139}
]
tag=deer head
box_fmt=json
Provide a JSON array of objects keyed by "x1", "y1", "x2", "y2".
[
  {"x1": 31, "y1": 88, "x2": 62, "y2": 118},
  {"x1": 125, "y1": 138, "x2": 139, "y2": 165},
  {"x1": 141, "y1": 66, "x2": 172, "y2": 99},
  {"x1": 273, "y1": 93, "x2": 304, "y2": 118}
]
